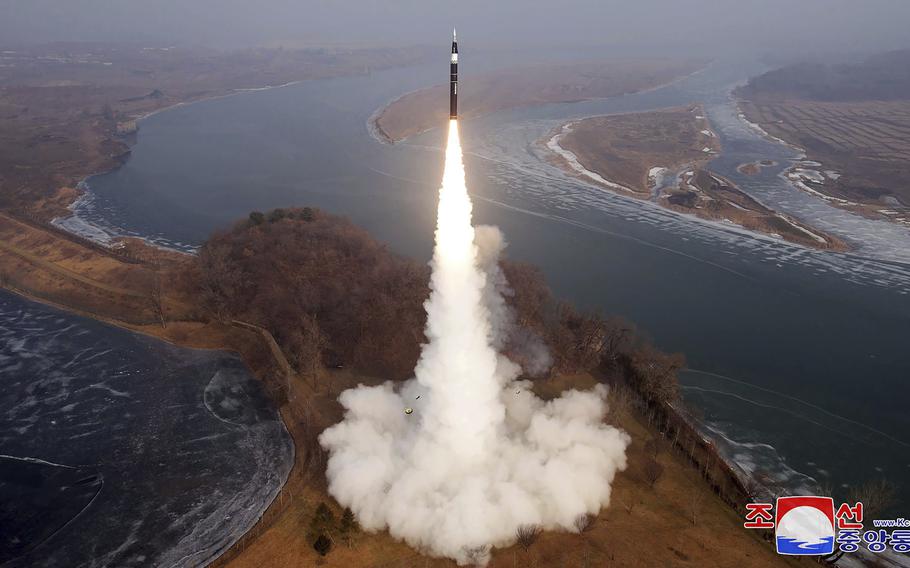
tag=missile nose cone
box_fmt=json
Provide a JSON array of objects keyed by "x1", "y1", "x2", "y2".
[{"x1": 453, "y1": 27, "x2": 457, "y2": 42}]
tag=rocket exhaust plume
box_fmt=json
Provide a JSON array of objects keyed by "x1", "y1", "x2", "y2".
[{"x1": 320, "y1": 119, "x2": 628, "y2": 564}]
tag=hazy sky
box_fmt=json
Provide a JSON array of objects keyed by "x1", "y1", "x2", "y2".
[{"x1": 2, "y1": 0, "x2": 909, "y2": 56}]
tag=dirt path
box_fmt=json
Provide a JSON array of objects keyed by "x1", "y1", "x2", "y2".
[{"x1": 0, "y1": 237, "x2": 148, "y2": 298}]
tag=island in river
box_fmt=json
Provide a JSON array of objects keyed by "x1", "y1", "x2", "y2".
[
  {"x1": 543, "y1": 105, "x2": 846, "y2": 250},
  {"x1": 736, "y1": 160, "x2": 776, "y2": 175},
  {"x1": 372, "y1": 57, "x2": 708, "y2": 143}
]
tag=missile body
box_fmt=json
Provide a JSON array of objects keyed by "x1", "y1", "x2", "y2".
[{"x1": 450, "y1": 29, "x2": 458, "y2": 120}]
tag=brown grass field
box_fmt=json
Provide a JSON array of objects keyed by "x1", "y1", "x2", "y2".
[
  {"x1": 555, "y1": 105, "x2": 718, "y2": 194},
  {"x1": 223, "y1": 371, "x2": 800, "y2": 568},
  {"x1": 739, "y1": 99, "x2": 910, "y2": 217}
]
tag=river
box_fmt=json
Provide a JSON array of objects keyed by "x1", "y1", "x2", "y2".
[
  {"x1": 0, "y1": 291, "x2": 293, "y2": 566},
  {"x1": 54, "y1": 56, "x2": 910, "y2": 513}
]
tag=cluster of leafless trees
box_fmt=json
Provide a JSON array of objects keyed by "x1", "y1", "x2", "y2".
[
  {"x1": 191, "y1": 207, "x2": 688, "y2": 396},
  {"x1": 194, "y1": 207, "x2": 428, "y2": 380}
]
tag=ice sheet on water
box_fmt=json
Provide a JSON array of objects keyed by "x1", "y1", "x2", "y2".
[{"x1": 0, "y1": 291, "x2": 294, "y2": 567}]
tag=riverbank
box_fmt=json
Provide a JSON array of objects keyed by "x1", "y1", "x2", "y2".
[
  {"x1": 543, "y1": 105, "x2": 847, "y2": 251},
  {"x1": 0, "y1": 43, "x2": 432, "y2": 222},
  {"x1": 372, "y1": 57, "x2": 709, "y2": 143},
  {"x1": 0, "y1": 211, "x2": 307, "y2": 566}
]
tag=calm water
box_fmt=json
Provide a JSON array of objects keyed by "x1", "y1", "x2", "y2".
[
  {"x1": 63, "y1": 58, "x2": 910, "y2": 510},
  {"x1": 0, "y1": 291, "x2": 294, "y2": 566}
]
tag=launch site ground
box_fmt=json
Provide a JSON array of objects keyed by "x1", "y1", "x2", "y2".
[
  {"x1": 0, "y1": 208, "x2": 797, "y2": 568},
  {"x1": 226, "y1": 373, "x2": 797, "y2": 568}
]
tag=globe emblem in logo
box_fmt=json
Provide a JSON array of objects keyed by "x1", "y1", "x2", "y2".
[{"x1": 775, "y1": 496, "x2": 836, "y2": 555}]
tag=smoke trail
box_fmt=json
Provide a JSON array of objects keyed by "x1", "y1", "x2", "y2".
[
  {"x1": 320, "y1": 121, "x2": 629, "y2": 565},
  {"x1": 475, "y1": 224, "x2": 553, "y2": 376}
]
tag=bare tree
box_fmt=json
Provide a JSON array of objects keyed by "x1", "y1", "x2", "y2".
[
  {"x1": 574, "y1": 313, "x2": 607, "y2": 370},
  {"x1": 516, "y1": 524, "x2": 542, "y2": 551},
  {"x1": 338, "y1": 508, "x2": 358, "y2": 548},
  {"x1": 148, "y1": 267, "x2": 166, "y2": 328},
  {"x1": 848, "y1": 478, "x2": 898, "y2": 519},
  {"x1": 573, "y1": 513, "x2": 594, "y2": 533},
  {"x1": 607, "y1": 384, "x2": 630, "y2": 414},
  {"x1": 754, "y1": 472, "x2": 789, "y2": 502},
  {"x1": 701, "y1": 442, "x2": 718, "y2": 480},
  {"x1": 289, "y1": 314, "x2": 329, "y2": 388},
  {"x1": 688, "y1": 491, "x2": 706, "y2": 526},
  {"x1": 643, "y1": 457, "x2": 664, "y2": 488},
  {"x1": 743, "y1": 476, "x2": 762, "y2": 501},
  {"x1": 601, "y1": 317, "x2": 633, "y2": 367},
  {"x1": 196, "y1": 242, "x2": 242, "y2": 321},
  {"x1": 462, "y1": 545, "x2": 490, "y2": 566},
  {"x1": 629, "y1": 344, "x2": 685, "y2": 404},
  {"x1": 644, "y1": 438, "x2": 663, "y2": 459},
  {"x1": 620, "y1": 491, "x2": 637, "y2": 515}
]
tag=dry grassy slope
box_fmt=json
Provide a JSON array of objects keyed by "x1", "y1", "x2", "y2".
[
  {"x1": 227, "y1": 372, "x2": 800, "y2": 568},
  {"x1": 0, "y1": 212, "x2": 193, "y2": 323}
]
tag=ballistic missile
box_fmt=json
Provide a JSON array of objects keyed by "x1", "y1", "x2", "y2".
[{"x1": 450, "y1": 28, "x2": 458, "y2": 120}]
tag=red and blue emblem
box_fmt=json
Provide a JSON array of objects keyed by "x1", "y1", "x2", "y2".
[{"x1": 775, "y1": 496, "x2": 836, "y2": 555}]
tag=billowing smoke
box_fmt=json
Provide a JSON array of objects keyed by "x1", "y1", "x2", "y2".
[
  {"x1": 319, "y1": 121, "x2": 629, "y2": 565},
  {"x1": 474, "y1": 224, "x2": 552, "y2": 377}
]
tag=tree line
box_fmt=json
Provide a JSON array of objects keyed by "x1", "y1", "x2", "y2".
[{"x1": 190, "y1": 207, "x2": 685, "y2": 403}]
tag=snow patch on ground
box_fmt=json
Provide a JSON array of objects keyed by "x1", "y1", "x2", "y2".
[
  {"x1": 791, "y1": 167, "x2": 825, "y2": 184},
  {"x1": 777, "y1": 215, "x2": 827, "y2": 244},
  {"x1": 51, "y1": 191, "x2": 116, "y2": 247},
  {"x1": 546, "y1": 124, "x2": 638, "y2": 193},
  {"x1": 785, "y1": 170, "x2": 858, "y2": 206},
  {"x1": 737, "y1": 112, "x2": 799, "y2": 150},
  {"x1": 51, "y1": 182, "x2": 197, "y2": 254}
]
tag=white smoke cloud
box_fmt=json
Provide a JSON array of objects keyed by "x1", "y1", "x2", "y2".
[
  {"x1": 319, "y1": 121, "x2": 629, "y2": 565},
  {"x1": 474, "y1": 224, "x2": 553, "y2": 377}
]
